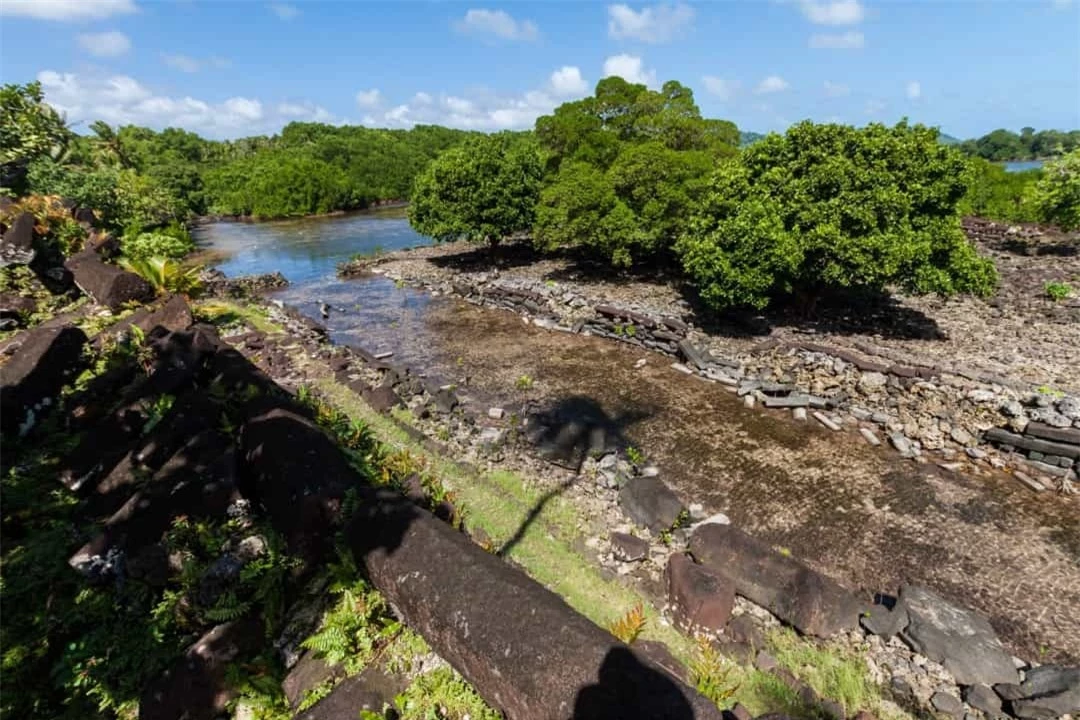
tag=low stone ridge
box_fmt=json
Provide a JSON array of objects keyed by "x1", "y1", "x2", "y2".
[
  {"x1": 610, "y1": 531, "x2": 649, "y2": 562},
  {"x1": 996, "y1": 665, "x2": 1080, "y2": 720},
  {"x1": 65, "y1": 250, "x2": 155, "y2": 310},
  {"x1": 897, "y1": 584, "x2": 1018, "y2": 687},
  {"x1": 0, "y1": 211, "x2": 36, "y2": 266},
  {"x1": 297, "y1": 666, "x2": 408, "y2": 719},
  {"x1": 0, "y1": 323, "x2": 87, "y2": 436},
  {"x1": 665, "y1": 553, "x2": 735, "y2": 633},
  {"x1": 689, "y1": 524, "x2": 865, "y2": 638},
  {"x1": 618, "y1": 476, "x2": 686, "y2": 532},
  {"x1": 200, "y1": 269, "x2": 289, "y2": 297}
]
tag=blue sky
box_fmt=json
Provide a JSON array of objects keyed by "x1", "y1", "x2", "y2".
[{"x1": 1, "y1": 0, "x2": 1077, "y2": 139}]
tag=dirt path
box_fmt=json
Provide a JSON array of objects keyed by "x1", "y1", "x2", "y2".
[{"x1": 415, "y1": 298, "x2": 1080, "y2": 663}]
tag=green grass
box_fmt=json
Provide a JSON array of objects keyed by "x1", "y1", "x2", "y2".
[{"x1": 194, "y1": 299, "x2": 283, "y2": 334}]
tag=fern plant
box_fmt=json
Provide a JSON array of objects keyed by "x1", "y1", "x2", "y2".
[
  {"x1": 301, "y1": 576, "x2": 402, "y2": 675},
  {"x1": 690, "y1": 637, "x2": 740, "y2": 707},
  {"x1": 607, "y1": 603, "x2": 647, "y2": 644}
]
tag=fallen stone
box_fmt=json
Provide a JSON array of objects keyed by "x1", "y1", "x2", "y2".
[
  {"x1": 666, "y1": 553, "x2": 735, "y2": 633},
  {"x1": 295, "y1": 666, "x2": 407, "y2": 720},
  {"x1": 997, "y1": 665, "x2": 1080, "y2": 720},
  {"x1": 858, "y1": 372, "x2": 888, "y2": 392},
  {"x1": 0, "y1": 211, "x2": 36, "y2": 266},
  {"x1": 488, "y1": 407, "x2": 505, "y2": 419},
  {"x1": 0, "y1": 323, "x2": 87, "y2": 436},
  {"x1": 813, "y1": 412, "x2": 841, "y2": 431},
  {"x1": 889, "y1": 433, "x2": 914, "y2": 456},
  {"x1": 743, "y1": 394, "x2": 755, "y2": 409},
  {"x1": 985, "y1": 428, "x2": 1080, "y2": 460},
  {"x1": 610, "y1": 531, "x2": 649, "y2": 562},
  {"x1": 619, "y1": 476, "x2": 686, "y2": 532},
  {"x1": 65, "y1": 250, "x2": 154, "y2": 311},
  {"x1": 963, "y1": 684, "x2": 1003, "y2": 719},
  {"x1": 363, "y1": 383, "x2": 401, "y2": 413},
  {"x1": 859, "y1": 428, "x2": 881, "y2": 446},
  {"x1": 792, "y1": 407, "x2": 807, "y2": 421},
  {"x1": 1023, "y1": 422, "x2": 1080, "y2": 446},
  {"x1": 762, "y1": 394, "x2": 811, "y2": 408},
  {"x1": 755, "y1": 650, "x2": 778, "y2": 672},
  {"x1": 283, "y1": 652, "x2": 346, "y2": 710},
  {"x1": 1013, "y1": 471, "x2": 1046, "y2": 492},
  {"x1": 931, "y1": 691, "x2": 964, "y2": 719},
  {"x1": 678, "y1": 339, "x2": 711, "y2": 370},
  {"x1": 897, "y1": 584, "x2": 1018, "y2": 686},
  {"x1": 671, "y1": 362, "x2": 694, "y2": 375},
  {"x1": 859, "y1": 603, "x2": 907, "y2": 639},
  {"x1": 689, "y1": 524, "x2": 865, "y2": 637},
  {"x1": 0, "y1": 291, "x2": 37, "y2": 322}
]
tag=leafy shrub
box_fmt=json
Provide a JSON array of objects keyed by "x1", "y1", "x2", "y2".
[
  {"x1": 689, "y1": 638, "x2": 740, "y2": 707},
  {"x1": 117, "y1": 256, "x2": 203, "y2": 295},
  {"x1": 120, "y1": 231, "x2": 195, "y2": 260},
  {"x1": 677, "y1": 121, "x2": 999, "y2": 311},
  {"x1": 959, "y1": 158, "x2": 1041, "y2": 222},
  {"x1": 0, "y1": 193, "x2": 87, "y2": 261},
  {"x1": 1045, "y1": 281, "x2": 1073, "y2": 301},
  {"x1": 1027, "y1": 149, "x2": 1080, "y2": 230},
  {"x1": 607, "y1": 603, "x2": 647, "y2": 644}
]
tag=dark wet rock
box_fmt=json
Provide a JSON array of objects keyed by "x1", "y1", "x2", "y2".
[
  {"x1": 0, "y1": 211, "x2": 36, "y2": 266},
  {"x1": 85, "y1": 229, "x2": 118, "y2": 256},
  {"x1": 964, "y1": 684, "x2": 1004, "y2": 718},
  {"x1": 0, "y1": 291, "x2": 37, "y2": 322},
  {"x1": 635, "y1": 639, "x2": 688, "y2": 684},
  {"x1": 0, "y1": 323, "x2": 87, "y2": 436},
  {"x1": 860, "y1": 602, "x2": 909, "y2": 639},
  {"x1": 665, "y1": 553, "x2": 735, "y2": 633},
  {"x1": 997, "y1": 665, "x2": 1080, "y2": 720},
  {"x1": 363, "y1": 383, "x2": 401, "y2": 413},
  {"x1": 619, "y1": 476, "x2": 685, "y2": 532},
  {"x1": 689, "y1": 524, "x2": 866, "y2": 638},
  {"x1": 820, "y1": 697, "x2": 846, "y2": 720},
  {"x1": 72, "y1": 206, "x2": 96, "y2": 227},
  {"x1": 125, "y1": 543, "x2": 170, "y2": 587},
  {"x1": 725, "y1": 703, "x2": 753, "y2": 720},
  {"x1": 283, "y1": 651, "x2": 346, "y2": 710},
  {"x1": 897, "y1": 584, "x2": 1018, "y2": 686},
  {"x1": 726, "y1": 614, "x2": 765, "y2": 650},
  {"x1": 932, "y1": 691, "x2": 964, "y2": 718},
  {"x1": 65, "y1": 250, "x2": 154, "y2": 310},
  {"x1": 296, "y1": 666, "x2": 406, "y2": 720},
  {"x1": 201, "y1": 270, "x2": 289, "y2": 297},
  {"x1": 429, "y1": 386, "x2": 458, "y2": 414},
  {"x1": 755, "y1": 649, "x2": 778, "y2": 672},
  {"x1": 610, "y1": 531, "x2": 649, "y2": 562},
  {"x1": 140, "y1": 618, "x2": 264, "y2": 720}
]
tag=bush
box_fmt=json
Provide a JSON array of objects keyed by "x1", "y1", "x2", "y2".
[
  {"x1": 959, "y1": 157, "x2": 1041, "y2": 222},
  {"x1": 120, "y1": 230, "x2": 194, "y2": 260},
  {"x1": 117, "y1": 256, "x2": 202, "y2": 295},
  {"x1": 1027, "y1": 150, "x2": 1080, "y2": 230},
  {"x1": 677, "y1": 121, "x2": 999, "y2": 311}
]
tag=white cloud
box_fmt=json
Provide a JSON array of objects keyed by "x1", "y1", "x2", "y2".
[
  {"x1": 355, "y1": 89, "x2": 382, "y2": 109},
  {"x1": 799, "y1": 0, "x2": 864, "y2": 25},
  {"x1": 550, "y1": 66, "x2": 588, "y2": 96},
  {"x1": 809, "y1": 31, "x2": 864, "y2": 48},
  {"x1": 34, "y1": 69, "x2": 305, "y2": 138},
  {"x1": 277, "y1": 102, "x2": 335, "y2": 123},
  {"x1": 269, "y1": 2, "x2": 299, "y2": 20},
  {"x1": 162, "y1": 53, "x2": 200, "y2": 72},
  {"x1": 412, "y1": 92, "x2": 433, "y2": 105},
  {"x1": 865, "y1": 98, "x2": 886, "y2": 115},
  {"x1": 76, "y1": 31, "x2": 130, "y2": 57},
  {"x1": 823, "y1": 80, "x2": 850, "y2": 97},
  {"x1": 607, "y1": 3, "x2": 694, "y2": 44},
  {"x1": 602, "y1": 54, "x2": 657, "y2": 87},
  {"x1": 456, "y1": 9, "x2": 539, "y2": 41},
  {"x1": 0, "y1": 0, "x2": 136, "y2": 21},
  {"x1": 906, "y1": 80, "x2": 922, "y2": 99},
  {"x1": 754, "y1": 75, "x2": 790, "y2": 94},
  {"x1": 702, "y1": 76, "x2": 738, "y2": 101}
]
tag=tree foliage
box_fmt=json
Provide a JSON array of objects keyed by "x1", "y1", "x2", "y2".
[
  {"x1": 959, "y1": 157, "x2": 1041, "y2": 222},
  {"x1": 1027, "y1": 149, "x2": 1080, "y2": 230},
  {"x1": 958, "y1": 127, "x2": 1080, "y2": 161},
  {"x1": 408, "y1": 132, "x2": 542, "y2": 245},
  {"x1": 534, "y1": 77, "x2": 738, "y2": 266},
  {"x1": 677, "y1": 121, "x2": 998, "y2": 311},
  {"x1": 0, "y1": 81, "x2": 73, "y2": 195}
]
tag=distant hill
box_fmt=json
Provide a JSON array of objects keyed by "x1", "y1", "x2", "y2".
[
  {"x1": 938, "y1": 132, "x2": 962, "y2": 145},
  {"x1": 740, "y1": 131, "x2": 766, "y2": 147}
]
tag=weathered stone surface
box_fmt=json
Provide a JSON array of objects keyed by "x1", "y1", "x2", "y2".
[
  {"x1": 0, "y1": 291, "x2": 37, "y2": 322},
  {"x1": 859, "y1": 603, "x2": 907, "y2": 639},
  {"x1": 997, "y1": 665, "x2": 1080, "y2": 720},
  {"x1": 963, "y1": 684, "x2": 1004, "y2": 718},
  {"x1": 363, "y1": 383, "x2": 401, "y2": 413},
  {"x1": 678, "y1": 339, "x2": 711, "y2": 370},
  {"x1": 985, "y1": 428, "x2": 1080, "y2": 460},
  {"x1": 65, "y1": 250, "x2": 154, "y2": 310},
  {"x1": 282, "y1": 651, "x2": 345, "y2": 709},
  {"x1": 689, "y1": 524, "x2": 865, "y2": 637},
  {"x1": 897, "y1": 584, "x2": 1018, "y2": 686},
  {"x1": 665, "y1": 553, "x2": 735, "y2": 633},
  {"x1": 610, "y1": 531, "x2": 649, "y2": 562},
  {"x1": 762, "y1": 394, "x2": 811, "y2": 408},
  {"x1": 297, "y1": 666, "x2": 407, "y2": 719},
  {"x1": 0, "y1": 211, "x2": 36, "y2": 266},
  {"x1": 619, "y1": 476, "x2": 686, "y2": 532},
  {"x1": 140, "y1": 618, "x2": 264, "y2": 720},
  {"x1": 1022, "y1": 422, "x2": 1080, "y2": 446},
  {"x1": 931, "y1": 691, "x2": 964, "y2": 719},
  {"x1": 348, "y1": 488, "x2": 724, "y2": 719},
  {"x1": 0, "y1": 323, "x2": 87, "y2": 436},
  {"x1": 635, "y1": 639, "x2": 688, "y2": 684}
]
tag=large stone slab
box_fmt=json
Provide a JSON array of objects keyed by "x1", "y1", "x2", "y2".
[
  {"x1": 689, "y1": 524, "x2": 865, "y2": 637},
  {"x1": 0, "y1": 211, "x2": 36, "y2": 266},
  {"x1": 666, "y1": 553, "x2": 735, "y2": 633},
  {"x1": 65, "y1": 250, "x2": 154, "y2": 311},
  {"x1": 1022, "y1": 422, "x2": 1080, "y2": 446},
  {"x1": 296, "y1": 666, "x2": 406, "y2": 719},
  {"x1": 897, "y1": 584, "x2": 1018, "y2": 686},
  {"x1": 995, "y1": 665, "x2": 1080, "y2": 720},
  {"x1": 619, "y1": 476, "x2": 686, "y2": 532},
  {"x1": 0, "y1": 323, "x2": 87, "y2": 436},
  {"x1": 984, "y1": 428, "x2": 1080, "y2": 460}
]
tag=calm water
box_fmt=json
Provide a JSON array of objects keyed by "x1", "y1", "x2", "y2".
[
  {"x1": 193, "y1": 210, "x2": 451, "y2": 365},
  {"x1": 1003, "y1": 160, "x2": 1044, "y2": 172}
]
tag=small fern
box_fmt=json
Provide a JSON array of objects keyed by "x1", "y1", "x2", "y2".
[
  {"x1": 607, "y1": 603, "x2": 647, "y2": 645},
  {"x1": 301, "y1": 577, "x2": 402, "y2": 675},
  {"x1": 690, "y1": 637, "x2": 740, "y2": 707}
]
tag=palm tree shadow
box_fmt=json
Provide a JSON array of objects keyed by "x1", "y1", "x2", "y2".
[{"x1": 523, "y1": 395, "x2": 655, "y2": 472}]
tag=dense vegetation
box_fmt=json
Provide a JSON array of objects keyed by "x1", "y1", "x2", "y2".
[
  {"x1": 957, "y1": 127, "x2": 1080, "y2": 162},
  {"x1": 1028, "y1": 150, "x2": 1080, "y2": 230}
]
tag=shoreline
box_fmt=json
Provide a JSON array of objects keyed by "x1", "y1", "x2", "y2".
[{"x1": 191, "y1": 199, "x2": 408, "y2": 226}]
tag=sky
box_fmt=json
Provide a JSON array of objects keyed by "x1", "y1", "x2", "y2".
[{"x1": 0, "y1": 0, "x2": 1078, "y2": 140}]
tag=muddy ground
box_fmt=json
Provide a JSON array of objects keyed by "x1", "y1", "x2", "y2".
[{"x1": 405, "y1": 297, "x2": 1080, "y2": 664}]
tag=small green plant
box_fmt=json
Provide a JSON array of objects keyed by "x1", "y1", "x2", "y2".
[
  {"x1": 1037, "y1": 384, "x2": 1065, "y2": 399},
  {"x1": 613, "y1": 323, "x2": 624, "y2": 337},
  {"x1": 119, "y1": 231, "x2": 195, "y2": 260},
  {"x1": 515, "y1": 374, "x2": 534, "y2": 391},
  {"x1": 625, "y1": 445, "x2": 645, "y2": 466},
  {"x1": 690, "y1": 638, "x2": 740, "y2": 707},
  {"x1": 1045, "y1": 281, "x2": 1072, "y2": 301},
  {"x1": 393, "y1": 667, "x2": 501, "y2": 720},
  {"x1": 118, "y1": 256, "x2": 203, "y2": 295},
  {"x1": 625, "y1": 323, "x2": 636, "y2": 337},
  {"x1": 607, "y1": 603, "x2": 647, "y2": 644}
]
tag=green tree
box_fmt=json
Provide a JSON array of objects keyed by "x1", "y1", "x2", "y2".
[
  {"x1": 677, "y1": 121, "x2": 998, "y2": 311},
  {"x1": 0, "y1": 81, "x2": 73, "y2": 194},
  {"x1": 1027, "y1": 149, "x2": 1080, "y2": 230},
  {"x1": 959, "y1": 157, "x2": 1041, "y2": 222},
  {"x1": 408, "y1": 132, "x2": 542, "y2": 246}
]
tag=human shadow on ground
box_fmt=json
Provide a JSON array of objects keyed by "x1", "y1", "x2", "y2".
[
  {"x1": 523, "y1": 395, "x2": 655, "y2": 472},
  {"x1": 573, "y1": 647, "x2": 699, "y2": 719},
  {"x1": 680, "y1": 284, "x2": 947, "y2": 341}
]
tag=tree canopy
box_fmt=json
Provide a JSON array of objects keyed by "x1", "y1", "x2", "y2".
[
  {"x1": 676, "y1": 121, "x2": 999, "y2": 311},
  {"x1": 534, "y1": 77, "x2": 738, "y2": 266},
  {"x1": 408, "y1": 132, "x2": 543, "y2": 246},
  {"x1": 1028, "y1": 149, "x2": 1080, "y2": 230},
  {"x1": 0, "y1": 81, "x2": 73, "y2": 195},
  {"x1": 957, "y1": 127, "x2": 1080, "y2": 161}
]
